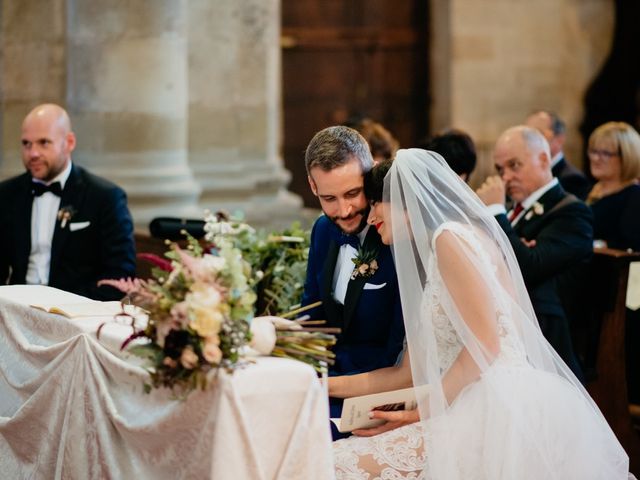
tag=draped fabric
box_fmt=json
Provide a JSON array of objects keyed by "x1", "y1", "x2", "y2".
[
  {"x1": 334, "y1": 149, "x2": 629, "y2": 479},
  {"x1": 0, "y1": 285, "x2": 334, "y2": 480}
]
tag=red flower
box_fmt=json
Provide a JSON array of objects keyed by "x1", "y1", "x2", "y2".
[{"x1": 137, "y1": 253, "x2": 173, "y2": 272}]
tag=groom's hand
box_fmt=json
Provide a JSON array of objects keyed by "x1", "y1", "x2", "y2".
[{"x1": 352, "y1": 409, "x2": 419, "y2": 437}]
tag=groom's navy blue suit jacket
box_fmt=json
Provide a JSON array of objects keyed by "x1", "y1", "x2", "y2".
[{"x1": 302, "y1": 215, "x2": 405, "y2": 376}]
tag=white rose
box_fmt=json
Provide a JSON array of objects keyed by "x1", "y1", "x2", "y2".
[
  {"x1": 249, "y1": 316, "x2": 277, "y2": 355},
  {"x1": 201, "y1": 254, "x2": 226, "y2": 272},
  {"x1": 187, "y1": 283, "x2": 225, "y2": 338}
]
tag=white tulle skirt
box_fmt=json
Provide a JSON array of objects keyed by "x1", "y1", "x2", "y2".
[{"x1": 333, "y1": 365, "x2": 629, "y2": 479}]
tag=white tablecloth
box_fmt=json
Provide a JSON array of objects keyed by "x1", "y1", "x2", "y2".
[{"x1": 0, "y1": 285, "x2": 334, "y2": 479}]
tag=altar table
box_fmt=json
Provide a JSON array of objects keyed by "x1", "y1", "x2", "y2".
[{"x1": 0, "y1": 285, "x2": 334, "y2": 479}]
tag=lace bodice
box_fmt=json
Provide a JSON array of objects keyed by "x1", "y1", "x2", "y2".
[{"x1": 426, "y1": 223, "x2": 528, "y2": 374}]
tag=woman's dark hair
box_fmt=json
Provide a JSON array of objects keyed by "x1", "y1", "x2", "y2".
[
  {"x1": 418, "y1": 128, "x2": 477, "y2": 179},
  {"x1": 364, "y1": 158, "x2": 393, "y2": 203}
]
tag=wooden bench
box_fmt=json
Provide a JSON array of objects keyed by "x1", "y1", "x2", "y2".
[{"x1": 582, "y1": 248, "x2": 640, "y2": 471}]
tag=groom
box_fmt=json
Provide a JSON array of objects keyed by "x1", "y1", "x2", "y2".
[{"x1": 301, "y1": 126, "x2": 405, "y2": 425}]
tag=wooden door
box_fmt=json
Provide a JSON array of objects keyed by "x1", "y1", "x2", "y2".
[{"x1": 282, "y1": 1, "x2": 430, "y2": 207}]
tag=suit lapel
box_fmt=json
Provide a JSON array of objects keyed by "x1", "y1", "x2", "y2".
[
  {"x1": 50, "y1": 166, "x2": 85, "y2": 277},
  {"x1": 343, "y1": 227, "x2": 381, "y2": 331},
  {"x1": 551, "y1": 157, "x2": 566, "y2": 178},
  {"x1": 321, "y1": 239, "x2": 342, "y2": 328},
  {"x1": 13, "y1": 176, "x2": 35, "y2": 280}
]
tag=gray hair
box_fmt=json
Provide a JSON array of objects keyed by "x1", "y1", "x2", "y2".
[
  {"x1": 305, "y1": 126, "x2": 374, "y2": 175},
  {"x1": 532, "y1": 109, "x2": 566, "y2": 136},
  {"x1": 521, "y1": 125, "x2": 551, "y2": 159}
]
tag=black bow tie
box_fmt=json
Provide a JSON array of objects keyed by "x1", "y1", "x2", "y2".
[
  {"x1": 337, "y1": 233, "x2": 360, "y2": 249},
  {"x1": 31, "y1": 181, "x2": 63, "y2": 197}
]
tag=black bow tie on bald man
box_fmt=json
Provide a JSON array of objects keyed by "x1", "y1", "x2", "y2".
[{"x1": 31, "y1": 181, "x2": 63, "y2": 197}]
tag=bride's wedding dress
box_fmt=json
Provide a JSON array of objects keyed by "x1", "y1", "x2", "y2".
[
  {"x1": 334, "y1": 224, "x2": 626, "y2": 480},
  {"x1": 334, "y1": 150, "x2": 628, "y2": 480}
]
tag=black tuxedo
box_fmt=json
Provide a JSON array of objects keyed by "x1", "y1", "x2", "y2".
[
  {"x1": 0, "y1": 164, "x2": 136, "y2": 300},
  {"x1": 552, "y1": 156, "x2": 591, "y2": 201},
  {"x1": 495, "y1": 183, "x2": 593, "y2": 378},
  {"x1": 302, "y1": 215, "x2": 404, "y2": 376}
]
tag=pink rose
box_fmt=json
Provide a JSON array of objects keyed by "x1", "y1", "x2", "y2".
[
  {"x1": 163, "y1": 356, "x2": 178, "y2": 369},
  {"x1": 202, "y1": 337, "x2": 223, "y2": 363},
  {"x1": 180, "y1": 346, "x2": 199, "y2": 369}
]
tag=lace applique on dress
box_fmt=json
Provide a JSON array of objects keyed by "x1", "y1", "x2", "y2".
[
  {"x1": 424, "y1": 259, "x2": 462, "y2": 374},
  {"x1": 334, "y1": 422, "x2": 429, "y2": 480},
  {"x1": 431, "y1": 223, "x2": 527, "y2": 368}
]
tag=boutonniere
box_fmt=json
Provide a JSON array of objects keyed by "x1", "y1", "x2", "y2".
[
  {"x1": 350, "y1": 246, "x2": 379, "y2": 280},
  {"x1": 524, "y1": 202, "x2": 544, "y2": 221},
  {"x1": 57, "y1": 206, "x2": 77, "y2": 228}
]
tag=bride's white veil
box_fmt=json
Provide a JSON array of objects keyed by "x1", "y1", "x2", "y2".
[{"x1": 385, "y1": 149, "x2": 627, "y2": 478}]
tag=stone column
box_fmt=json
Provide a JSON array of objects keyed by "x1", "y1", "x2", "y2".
[
  {"x1": 65, "y1": 0, "x2": 201, "y2": 228},
  {"x1": 188, "y1": 0, "x2": 302, "y2": 229},
  {"x1": 1, "y1": 0, "x2": 67, "y2": 177}
]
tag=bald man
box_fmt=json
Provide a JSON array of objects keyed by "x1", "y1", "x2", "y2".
[
  {"x1": 0, "y1": 104, "x2": 135, "y2": 300},
  {"x1": 477, "y1": 125, "x2": 593, "y2": 379}
]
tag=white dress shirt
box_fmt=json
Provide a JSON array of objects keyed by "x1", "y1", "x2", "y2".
[
  {"x1": 486, "y1": 178, "x2": 559, "y2": 226},
  {"x1": 332, "y1": 225, "x2": 370, "y2": 305},
  {"x1": 551, "y1": 151, "x2": 564, "y2": 169},
  {"x1": 26, "y1": 161, "x2": 73, "y2": 285}
]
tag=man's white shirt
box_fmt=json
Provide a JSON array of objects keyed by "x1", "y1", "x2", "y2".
[
  {"x1": 551, "y1": 151, "x2": 564, "y2": 169},
  {"x1": 332, "y1": 225, "x2": 370, "y2": 305},
  {"x1": 486, "y1": 177, "x2": 559, "y2": 226},
  {"x1": 26, "y1": 161, "x2": 72, "y2": 285}
]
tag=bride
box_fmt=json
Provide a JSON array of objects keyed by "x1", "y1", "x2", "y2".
[{"x1": 331, "y1": 149, "x2": 630, "y2": 479}]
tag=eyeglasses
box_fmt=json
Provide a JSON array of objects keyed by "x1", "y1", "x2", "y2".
[{"x1": 587, "y1": 148, "x2": 619, "y2": 160}]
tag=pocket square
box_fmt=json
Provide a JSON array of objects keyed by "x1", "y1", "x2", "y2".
[
  {"x1": 69, "y1": 221, "x2": 91, "y2": 232},
  {"x1": 363, "y1": 282, "x2": 387, "y2": 290}
]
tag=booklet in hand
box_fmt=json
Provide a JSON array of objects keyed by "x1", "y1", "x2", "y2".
[
  {"x1": 335, "y1": 385, "x2": 430, "y2": 433},
  {"x1": 30, "y1": 301, "x2": 141, "y2": 319}
]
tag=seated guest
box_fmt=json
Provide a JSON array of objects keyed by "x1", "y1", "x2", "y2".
[
  {"x1": 477, "y1": 125, "x2": 592, "y2": 379},
  {"x1": 526, "y1": 109, "x2": 591, "y2": 200},
  {"x1": 0, "y1": 103, "x2": 136, "y2": 300},
  {"x1": 346, "y1": 117, "x2": 399, "y2": 165},
  {"x1": 586, "y1": 121, "x2": 640, "y2": 251},
  {"x1": 586, "y1": 121, "x2": 640, "y2": 404},
  {"x1": 419, "y1": 128, "x2": 477, "y2": 183}
]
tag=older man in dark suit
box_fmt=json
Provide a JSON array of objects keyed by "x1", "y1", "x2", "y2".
[
  {"x1": 0, "y1": 103, "x2": 135, "y2": 300},
  {"x1": 477, "y1": 125, "x2": 592, "y2": 379}
]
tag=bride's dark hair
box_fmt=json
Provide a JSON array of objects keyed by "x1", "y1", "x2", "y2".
[{"x1": 364, "y1": 158, "x2": 393, "y2": 202}]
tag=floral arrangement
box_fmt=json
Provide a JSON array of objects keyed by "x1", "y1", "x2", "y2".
[
  {"x1": 204, "y1": 211, "x2": 310, "y2": 316},
  {"x1": 100, "y1": 212, "x2": 337, "y2": 393},
  {"x1": 350, "y1": 245, "x2": 379, "y2": 280},
  {"x1": 57, "y1": 205, "x2": 76, "y2": 229},
  {"x1": 99, "y1": 234, "x2": 256, "y2": 393},
  {"x1": 204, "y1": 212, "x2": 338, "y2": 373},
  {"x1": 524, "y1": 201, "x2": 545, "y2": 221}
]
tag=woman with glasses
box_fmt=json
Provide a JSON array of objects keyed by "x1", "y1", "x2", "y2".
[
  {"x1": 586, "y1": 121, "x2": 640, "y2": 408},
  {"x1": 587, "y1": 121, "x2": 640, "y2": 252}
]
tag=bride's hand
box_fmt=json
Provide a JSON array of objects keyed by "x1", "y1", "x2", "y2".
[{"x1": 352, "y1": 409, "x2": 420, "y2": 437}]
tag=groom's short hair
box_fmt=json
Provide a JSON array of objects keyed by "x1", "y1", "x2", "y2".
[{"x1": 305, "y1": 126, "x2": 374, "y2": 175}]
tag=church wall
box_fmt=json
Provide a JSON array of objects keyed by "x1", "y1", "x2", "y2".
[
  {"x1": 431, "y1": 0, "x2": 615, "y2": 186},
  {"x1": 0, "y1": 0, "x2": 616, "y2": 217}
]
